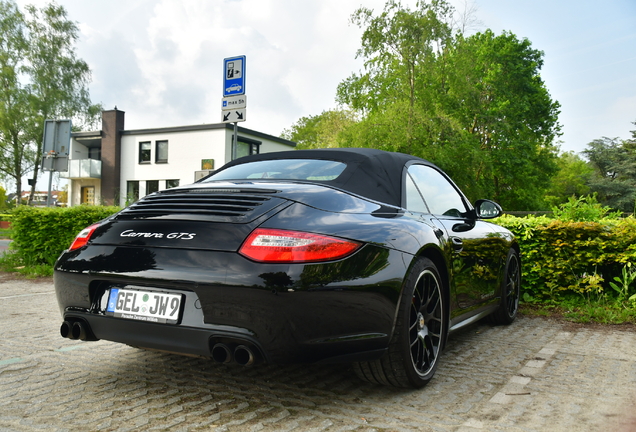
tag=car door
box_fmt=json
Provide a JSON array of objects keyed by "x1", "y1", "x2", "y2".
[{"x1": 406, "y1": 164, "x2": 501, "y2": 315}]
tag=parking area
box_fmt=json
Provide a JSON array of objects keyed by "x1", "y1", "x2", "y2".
[{"x1": 1, "y1": 274, "x2": 635, "y2": 431}]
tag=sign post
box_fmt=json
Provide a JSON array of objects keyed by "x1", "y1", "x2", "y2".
[
  {"x1": 222, "y1": 55, "x2": 246, "y2": 160},
  {"x1": 42, "y1": 119, "x2": 71, "y2": 207}
]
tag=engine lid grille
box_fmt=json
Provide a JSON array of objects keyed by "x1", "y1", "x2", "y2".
[{"x1": 116, "y1": 188, "x2": 285, "y2": 222}]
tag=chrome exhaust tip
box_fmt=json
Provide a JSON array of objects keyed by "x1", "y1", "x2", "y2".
[
  {"x1": 234, "y1": 345, "x2": 256, "y2": 366},
  {"x1": 211, "y1": 343, "x2": 233, "y2": 364}
]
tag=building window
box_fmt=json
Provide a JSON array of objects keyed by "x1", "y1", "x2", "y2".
[
  {"x1": 166, "y1": 179, "x2": 179, "y2": 189},
  {"x1": 146, "y1": 180, "x2": 159, "y2": 195},
  {"x1": 127, "y1": 181, "x2": 139, "y2": 203},
  {"x1": 139, "y1": 142, "x2": 151, "y2": 164},
  {"x1": 234, "y1": 137, "x2": 261, "y2": 160},
  {"x1": 156, "y1": 140, "x2": 168, "y2": 163}
]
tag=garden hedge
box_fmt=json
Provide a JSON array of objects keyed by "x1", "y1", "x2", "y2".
[
  {"x1": 10, "y1": 205, "x2": 120, "y2": 266},
  {"x1": 6, "y1": 206, "x2": 636, "y2": 302},
  {"x1": 495, "y1": 215, "x2": 636, "y2": 300}
]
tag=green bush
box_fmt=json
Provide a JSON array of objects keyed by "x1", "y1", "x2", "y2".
[
  {"x1": 551, "y1": 195, "x2": 622, "y2": 222},
  {"x1": 9, "y1": 206, "x2": 120, "y2": 266},
  {"x1": 496, "y1": 214, "x2": 636, "y2": 301}
]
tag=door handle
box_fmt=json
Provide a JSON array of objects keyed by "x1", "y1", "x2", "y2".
[{"x1": 451, "y1": 236, "x2": 463, "y2": 252}]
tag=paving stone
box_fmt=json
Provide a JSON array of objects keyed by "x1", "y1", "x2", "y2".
[{"x1": 1, "y1": 276, "x2": 635, "y2": 431}]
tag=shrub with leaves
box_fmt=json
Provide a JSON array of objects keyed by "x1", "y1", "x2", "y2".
[
  {"x1": 9, "y1": 206, "x2": 120, "y2": 266},
  {"x1": 551, "y1": 194, "x2": 622, "y2": 222},
  {"x1": 496, "y1": 214, "x2": 636, "y2": 301},
  {"x1": 609, "y1": 263, "x2": 636, "y2": 304}
]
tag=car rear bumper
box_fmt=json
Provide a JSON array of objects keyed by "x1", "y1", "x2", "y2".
[{"x1": 54, "y1": 244, "x2": 408, "y2": 364}]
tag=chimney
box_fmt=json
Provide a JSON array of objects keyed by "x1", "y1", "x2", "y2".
[{"x1": 100, "y1": 109, "x2": 125, "y2": 206}]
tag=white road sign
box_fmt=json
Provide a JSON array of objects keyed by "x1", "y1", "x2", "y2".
[
  {"x1": 222, "y1": 109, "x2": 246, "y2": 123},
  {"x1": 222, "y1": 95, "x2": 247, "y2": 110}
]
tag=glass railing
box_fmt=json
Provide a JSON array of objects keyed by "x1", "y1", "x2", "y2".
[{"x1": 61, "y1": 159, "x2": 102, "y2": 179}]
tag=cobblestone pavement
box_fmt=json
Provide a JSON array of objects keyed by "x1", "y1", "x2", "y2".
[{"x1": 1, "y1": 274, "x2": 635, "y2": 432}]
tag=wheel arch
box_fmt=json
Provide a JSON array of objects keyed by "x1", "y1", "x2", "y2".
[
  {"x1": 511, "y1": 241, "x2": 521, "y2": 264},
  {"x1": 507, "y1": 241, "x2": 522, "y2": 290}
]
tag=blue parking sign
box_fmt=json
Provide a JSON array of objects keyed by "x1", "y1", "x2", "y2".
[{"x1": 224, "y1": 56, "x2": 245, "y2": 96}]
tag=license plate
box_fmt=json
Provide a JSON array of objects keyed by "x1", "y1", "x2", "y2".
[{"x1": 106, "y1": 288, "x2": 182, "y2": 324}]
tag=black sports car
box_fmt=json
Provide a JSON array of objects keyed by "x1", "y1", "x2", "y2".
[{"x1": 54, "y1": 148, "x2": 520, "y2": 388}]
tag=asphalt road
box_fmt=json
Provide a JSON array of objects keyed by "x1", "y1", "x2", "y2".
[{"x1": 1, "y1": 274, "x2": 635, "y2": 431}]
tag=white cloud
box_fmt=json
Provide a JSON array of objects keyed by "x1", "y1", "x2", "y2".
[
  {"x1": 84, "y1": 0, "x2": 388, "y2": 135},
  {"x1": 11, "y1": 0, "x2": 636, "y2": 151}
]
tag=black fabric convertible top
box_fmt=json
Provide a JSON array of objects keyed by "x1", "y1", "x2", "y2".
[{"x1": 210, "y1": 148, "x2": 432, "y2": 207}]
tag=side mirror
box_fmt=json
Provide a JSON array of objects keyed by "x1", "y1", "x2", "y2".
[{"x1": 474, "y1": 199, "x2": 502, "y2": 219}]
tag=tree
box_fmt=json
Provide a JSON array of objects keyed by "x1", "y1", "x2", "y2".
[
  {"x1": 544, "y1": 151, "x2": 593, "y2": 207},
  {"x1": 23, "y1": 3, "x2": 101, "y2": 204},
  {"x1": 281, "y1": 109, "x2": 358, "y2": 149},
  {"x1": 0, "y1": 1, "x2": 34, "y2": 201},
  {"x1": 0, "y1": 185, "x2": 8, "y2": 210},
  {"x1": 440, "y1": 30, "x2": 561, "y2": 209},
  {"x1": 57, "y1": 183, "x2": 67, "y2": 205},
  {"x1": 336, "y1": 0, "x2": 454, "y2": 153},
  {"x1": 0, "y1": 0, "x2": 100, "y2": 203},
  {"x1": 583, "y1": 131, "x2": 636, "y2": 213},
  {"x1": 333, "y1": 0, "x2": 561, "y2": 210}
]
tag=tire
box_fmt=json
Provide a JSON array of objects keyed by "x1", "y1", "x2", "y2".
[
  {"x1": 354, "y1": 257, "x2": 447, "y2": 388},
  {"x1": 490, "y1": 248, "x2": 521, "y2": 325}
]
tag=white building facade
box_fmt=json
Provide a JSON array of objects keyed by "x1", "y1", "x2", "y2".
[{"x1": 63, "y1": 109, "x2": 296, "y2": 207}]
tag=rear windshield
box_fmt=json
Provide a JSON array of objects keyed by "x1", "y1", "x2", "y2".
[{"x1": 203, "y1": 159, "x2": 347, "y2": 182}]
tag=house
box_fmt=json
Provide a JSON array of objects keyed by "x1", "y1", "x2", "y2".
[
  {"x1": 17, "y1": 190, "x2": 61, "y2": 206},
  {"x1": 63, "y1": 109, "x2": 296, "y2": 207}
]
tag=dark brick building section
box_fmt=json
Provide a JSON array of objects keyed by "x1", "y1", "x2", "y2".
[{"x1": 100, "y1": 109, "x2": 125, "y2": 205}]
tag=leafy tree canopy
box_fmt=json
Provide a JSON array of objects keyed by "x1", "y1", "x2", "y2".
[
  {"x1": 0, "y1": 0, "x2": 100, "y2": 202},
  {"x1": 281, "y1": 109, "x2": 358, "y2": 149},
  {"x1": 286, "y1": 0, "x2": 562, "y2": 210},
  {"x1": 583, "y1": 125, "x2": 636, "y2": 213},
  {"x1": 544, "y1": 151, "x2": 593, "y2": 208}
]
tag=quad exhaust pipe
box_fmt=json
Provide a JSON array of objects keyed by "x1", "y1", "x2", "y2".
[
  {"x1": 211, "y1": 342, "x2": 259, "y2": 366},
  {"x1": 211, "y1": 343, "x2": 233, "y2": 364},
  {"x1": 60, "y1": 320, "x2": 73, "y2": 338},
  {"x1": 234, "y1": 345, "x2": 256, "y2": 366},
  {"x1": 60, "y1": 319, "x2": 96, "y2": 341}
]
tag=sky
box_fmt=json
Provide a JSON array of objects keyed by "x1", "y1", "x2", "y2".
[{"x1": 13, "y1": 0, "x2": 636, "y2": 156}]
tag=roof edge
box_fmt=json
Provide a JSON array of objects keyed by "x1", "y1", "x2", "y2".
[{"x1": 118, "y1": 122, "x2": 296, "y2": 147}]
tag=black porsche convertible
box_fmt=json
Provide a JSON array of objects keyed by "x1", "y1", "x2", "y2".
[{"x1": 54, "y1": 148, "x2": 520, "y2": 388}]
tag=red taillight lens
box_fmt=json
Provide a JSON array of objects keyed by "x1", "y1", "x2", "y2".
[
  {"x1": 239, "y1": 228, "x2": 361, "y2": 263},
  {"x1": 69, "y1": 223, "x2": 100, "y2": 251}
]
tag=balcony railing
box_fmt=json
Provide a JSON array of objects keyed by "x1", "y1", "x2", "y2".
[{"x1": 61, "y1": 159, "x2": 102, "y2": 179}]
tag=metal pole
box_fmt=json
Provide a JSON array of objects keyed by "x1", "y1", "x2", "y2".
[
  {"x1": 232, "y1": 122, "x2": 238, "y2": 160},
  {"x1": 47, "y1": 170, "x2": 53, "y2": 207}
]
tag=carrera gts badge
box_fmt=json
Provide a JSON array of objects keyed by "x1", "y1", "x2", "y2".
[{"x1": 120, "y1": 230, "x2": 196, "y2": 240}]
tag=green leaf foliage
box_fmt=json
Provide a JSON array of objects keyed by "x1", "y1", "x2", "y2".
[
  {"x1": 583, "y1": 132, "x2": 636, "y2": 213},
  {"x1": 329, "y1": 0, "x2": 561, "y2": 210},
  {"x1": 551, "y1": 194, "x2": 622, "y2": 222},
  {"x1": 496, "y1": 214, "x2": 636, "y2": 301},
  {"x1": 281, "y1": 109, "x2": 358, "y2": 149},
  {"x1": 544, "y1": 151, "x2": 593, "y2": 207},
  {"x1": 9, "y1": 205, "x2": 119, "y2": 266},
  {"x1": 0, "y1": 0, "x2": 101, "y2": 201}
]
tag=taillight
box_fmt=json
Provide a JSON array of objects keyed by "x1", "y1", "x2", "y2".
[
  {"x1": 239, "y1": 228, "x2": 361, "y2": 263},
  {"x1": 69, "y1": 223, "x2": 100, "y2": 251}
]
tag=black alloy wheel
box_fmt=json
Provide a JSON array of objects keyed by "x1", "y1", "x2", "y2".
[
  {"x1": 408, "y1": 266, "x2": 444, "y2": 378},
  {"x1": 353, "y1": 257, "x2": 446, "y2": 388},
  {"x1": 490, "y1": 248, "x2": 521, "y2": 325}
]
